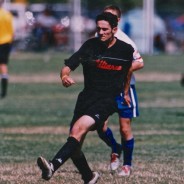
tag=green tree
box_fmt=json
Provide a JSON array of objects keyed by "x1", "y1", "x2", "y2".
[
  {"x1": 82, "y1": 0, "x2": 142, "y2": 13},
  {"x1": 15, "y1": 0, "x2": 184, "y2": 16},
  {"x1": 155, "y1": 0, "x2": 184, "y2": 16}
]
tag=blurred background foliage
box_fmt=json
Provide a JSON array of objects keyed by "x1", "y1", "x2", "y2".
[
  {"x1": 13, "y1": 0, "x2": 184, "y2": 14},
  {"x1": 10, "y1": 0, "x2": 184, "y2": 53}
]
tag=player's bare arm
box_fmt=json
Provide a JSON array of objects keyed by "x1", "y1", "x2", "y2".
[
  {"x1": 123, "y1": 66, "x2": 133, "y2": 107},
  {"x1": 131, "y1": 60, "x2": 144, "y2": 72},
  {"x1": 132, "y1": 50, "x2": 144, "y2": 71},
  {"x1": 60, "y1": 66, "x2": 75, "y2": 87}
]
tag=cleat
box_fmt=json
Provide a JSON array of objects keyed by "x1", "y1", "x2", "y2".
[
  {"x1": 85, "y1": 171, "x2": 100, "y2": 184},
  {"x1": 109, "y1": 153, "x2": 120, "y2": 171},
  {"x1": 118, "y1": 165, "x2": 131, "y2": 176},
  {"x1": 37, "y1": 156, "x2": 54, "y2": 180}
]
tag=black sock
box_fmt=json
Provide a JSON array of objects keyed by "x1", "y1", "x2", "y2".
[
  {"x1": 51, "y1": 137, "x2": 80, "y2": 171},
  {"x1": 97, "y1": 128, "x2": 112, "y2": 147},
  {"x1": 71, "y1": 150, "x2": 93, "y2": 183},
  {"x1": 1, "y1": 78, "x2": 8, "y2": 98}
]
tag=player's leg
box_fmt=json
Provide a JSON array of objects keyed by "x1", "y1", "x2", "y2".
[
  {"x1": 69, "y1": 115, "x2": 100, "y2": 183},
  {"x1": 118, "y1": 85, "x2": 139, "y2": 176},
  {"x1": 118, "y1": 117, "x2": 134, "y2": 176},
  {"x1": 37, "y1": 115, "x2": 99, "y2": 183},
  {"x1": 71, "y1": 136, "x2": 99, "y2": 183},
  {"x1": 37, "y1": 136, "x2": 81, "y2": 180},
  {"x1": 97, "y1": 120, "x2": 122, "y2": 171},
  {"x1": 97, "y1": 120, "x2": 122, "y2": 154},
  {"x1": 0, "y1": 64, "x2": 8, "y2": 98},
  {"x1": 0, "y1": 43, "x2": 11, "y2": 98},
  {"x1": 70, "y1": 97, "x2": 116, "y2": 182}
]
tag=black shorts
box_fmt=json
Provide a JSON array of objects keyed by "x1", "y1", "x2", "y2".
[
  {"x1": 70, "y1": 90, "x2": 118, "y2": 130},
  {"x1": 0, "y1": 43, "x2": 12, "y2": 64}
]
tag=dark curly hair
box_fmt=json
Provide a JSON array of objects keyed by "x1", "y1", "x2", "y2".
[{"x1": 96, "y1": 12, "x2": 118, "y2": 28}]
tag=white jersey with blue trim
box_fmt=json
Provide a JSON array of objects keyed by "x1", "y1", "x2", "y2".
[{"x1": 115, "y1": 29, "x2": 143, "y2": 85}]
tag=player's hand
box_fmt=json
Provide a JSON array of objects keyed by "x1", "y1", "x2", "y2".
[
  {"x1": 62, "y1": 75, "x2": 75, "y2": 87},
  {"x1": 124, "y1": 93, "x2": 131, "y2": 107}
]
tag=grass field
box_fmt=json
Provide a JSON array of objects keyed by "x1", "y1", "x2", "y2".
[{"x1": 0, "y1": 51, "x2": 184, "y2": 184}]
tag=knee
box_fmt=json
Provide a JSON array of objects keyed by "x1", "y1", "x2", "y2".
[
  {"x1": 120, "y1": 125, "x2": 132, "y2": 138},
  {"x1": 70, "y1": 126, "x2": 84, "y2": 142}
]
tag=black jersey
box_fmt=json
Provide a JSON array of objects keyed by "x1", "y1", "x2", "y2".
[{"x1": 65, "y1": 37, "x2": 134, "y2": 96}]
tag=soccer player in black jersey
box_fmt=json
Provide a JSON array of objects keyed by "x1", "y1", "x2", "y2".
[{"x1": 37, "y1": 12, "x2": 134, "y2": 184}]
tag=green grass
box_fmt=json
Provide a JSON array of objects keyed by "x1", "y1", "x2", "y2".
[
  {"x1": 140, "y1": 54, "x2": 184, "y2": 73},
  {"x1": 9, "y1": 51, "x2": 70, "y2": 74},
  {"x1": 0, "y1": 52, "x2": 184, "y2": 184}
]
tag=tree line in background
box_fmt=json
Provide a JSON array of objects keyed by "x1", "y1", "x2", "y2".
[{"x1": 12, "y1": 0, "x2": 184, "y2": 16}]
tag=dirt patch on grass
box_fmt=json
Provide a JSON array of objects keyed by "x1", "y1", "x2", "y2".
[
  {"x1": 140, "y1": 99, "x2": 184, "y2": 108},
  {"x1": 0, "y1": 126, "x2": 69, "y2": 135},
  {"x1": 0, "y1": 126, "x2": 182, "y2": 135},
  {"x1": 134, "y1": 72, "x2": 181, "y2": 82},
  {"x1": 9, "y1": 72, "x2": 181, "y2": 83}
]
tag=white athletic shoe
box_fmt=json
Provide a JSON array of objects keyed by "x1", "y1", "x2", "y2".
[
  {"x1": 118, "y1": 165, "x2": 131, "y2": 176},
  {"x1": 85, "y1": 171, "x2": 100, "y2": 184},
  {"x1": 109, "y1": 153, "x2": 120, "y2": 171},
  {"x1": 37, "y1": 156, "x2": 54, "y2": 180}
]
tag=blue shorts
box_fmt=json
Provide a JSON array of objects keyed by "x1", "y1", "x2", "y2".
[{"x1": 115, "y1": 85, "x2": 139, "y2": 118}]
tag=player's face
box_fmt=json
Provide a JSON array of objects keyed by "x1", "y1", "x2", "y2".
[{"x1": 96, "y1": 20, "x2": 117, "y2": 42}]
